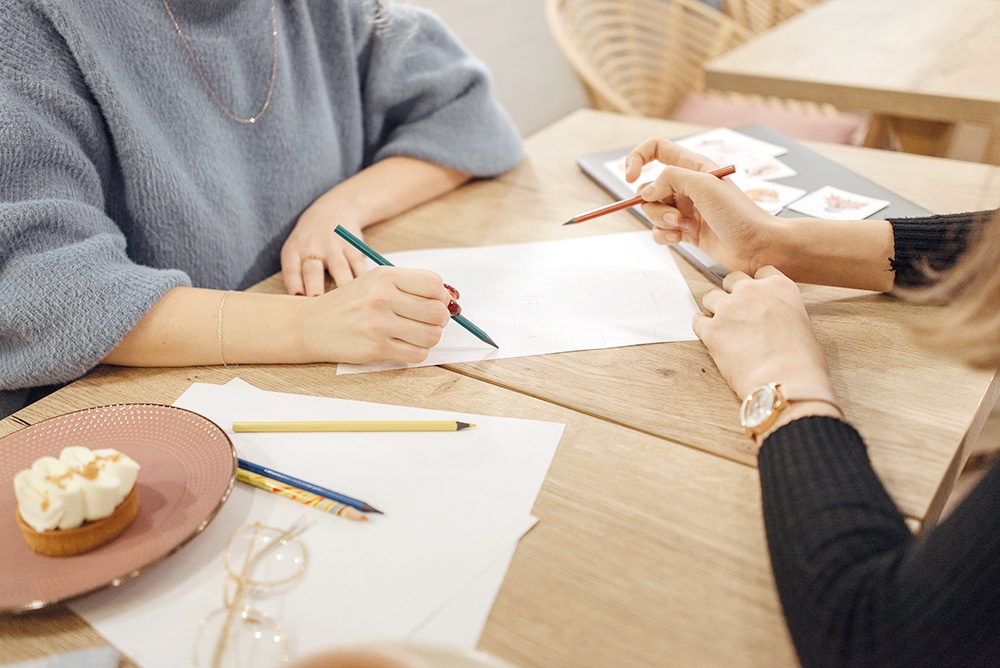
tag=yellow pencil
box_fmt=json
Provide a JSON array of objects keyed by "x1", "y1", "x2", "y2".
[
  {"x1": 236, "y1": 469, "x2": 368, "y2": 522},
  {"x1": 232, "y1": 420, "x2": 477, "y2": 433}
]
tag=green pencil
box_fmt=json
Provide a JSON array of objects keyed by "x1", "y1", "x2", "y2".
[{"x1": 334, "y1": 225, "x2": 498, "y2": 348}]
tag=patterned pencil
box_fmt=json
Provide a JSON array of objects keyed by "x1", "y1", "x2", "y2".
[{"x1": 236, "y1": 469, "x2": 368, "y2": 522}]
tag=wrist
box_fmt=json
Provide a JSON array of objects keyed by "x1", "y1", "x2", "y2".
[
  {"x1": 750, "y1": 216, "x2": 796, "y2": 274},
  {"x1": 740, "y1": 382, "x2": 843, "y2": 446},
  {"x1": 224, "y1": 292, "x2": 317, "y2": 364}
]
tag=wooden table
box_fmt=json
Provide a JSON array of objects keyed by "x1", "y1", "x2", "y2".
[
  {"x1": 3, "y1": 109, "x2": 999, "y2": 667},
  {"x1": 704, "y1": 0, "x2": 1000, "y2": 162}
]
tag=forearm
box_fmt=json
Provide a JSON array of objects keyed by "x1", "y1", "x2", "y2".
[
  {"x1": 314, "y1": 156, "x2": 471, "y2": 230},
  {"x1": 760, "y1": 418, "x2": 1000, "y2": 666},
  {"x1": 102, "y1": 287, "x2": 310, "y2": 367},
  {"x1": 763, "y1": 217, "x2": 895, "y2": 292}
]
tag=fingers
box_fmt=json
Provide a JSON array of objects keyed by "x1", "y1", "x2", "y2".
[
  {"x1": 281, "y1": 244, "x2": 372, "y2": 297},
  {"x1": 328, "y1": 268, "x2": 456, "y2": 364},
  {"x1": 281, "y1": 252, "x2": 308, "y2": 297},
  {"x1": 753, "y1": 265, "x2": 784, "y2": 280},
  {"x1": 326, "y1": 251, "x2": 358, "y2": 290},
  {"x1": 722, "y1": 269, "x2": 752, "y2": 293},
  {"x1": 697, "y1": 269, "x2": 758, "y2": 322},
  {"x1": 389, "y1": 268, "x2": 454, "y2": 317},
  {"x1": 649, "y1": 207, "x2": 701, "y2": 247},
  {"x1": 624, "y1": 137, "x2": 719, "y2": 183},
  {"x1": 302, "y1": 255, "x2": 327, "y2": 297}
]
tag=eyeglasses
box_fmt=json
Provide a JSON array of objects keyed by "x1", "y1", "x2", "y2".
[{"x1": 194, "y1": 518, "x2": 310, "y2": 668}]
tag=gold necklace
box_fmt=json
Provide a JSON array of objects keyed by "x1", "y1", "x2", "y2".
[{"x1": 160, "y1": 0, "x2": 278, "y2": 124}]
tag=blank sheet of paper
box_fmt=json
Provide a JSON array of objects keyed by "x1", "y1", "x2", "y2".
[{"x1": 337, "y1": 231, "x2": 699, "y2": 374}]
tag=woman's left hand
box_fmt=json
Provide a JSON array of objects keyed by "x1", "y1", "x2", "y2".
[
  {"x1": 279, "y1": 157, "x2": 471, "y2": 297},
  {"x1": 693, "y1": 266, "x2": 833, "y2": 399},
  {"x1": 280, "y1": 200, "x2": 371, "y2": 297}
]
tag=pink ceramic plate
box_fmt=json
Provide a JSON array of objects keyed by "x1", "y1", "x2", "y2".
[{"x1": 0, "y1": 404, "x2": 236, "y2": 613}]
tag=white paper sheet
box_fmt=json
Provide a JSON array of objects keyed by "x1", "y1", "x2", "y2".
[
  {"x1": 337, "y1": 231, "x2": 699, "y2": 374},
  {"x1": 70, "y1": 379, "x2": 563, "y2": 666}
]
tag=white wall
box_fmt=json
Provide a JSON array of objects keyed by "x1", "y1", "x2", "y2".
[{"x1": 411, "y1": 0, "x2": 588, "y2": 136}]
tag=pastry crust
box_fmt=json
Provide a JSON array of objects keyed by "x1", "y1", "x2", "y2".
[{"x1": 16, "y1": 485, "x2": 140, "y2": 557}]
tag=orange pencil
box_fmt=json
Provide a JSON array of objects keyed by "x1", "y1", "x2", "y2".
[{"x1": 563, "y1": 164, "x2": 736, "y2": 225}]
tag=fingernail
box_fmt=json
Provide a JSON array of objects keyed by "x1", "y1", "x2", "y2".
[
  {"x1": 639, "y1": 184, "x2": 655, "y2": 198},
  {"x1": 294, "y1": 291, "x2": 304, "y2": 297},
  {"x1": 443, "y1": 283, "x2": 460, "y2": 300},
  {"x1": 447, "y1": 300, "x2": 462, "y2": 316}
]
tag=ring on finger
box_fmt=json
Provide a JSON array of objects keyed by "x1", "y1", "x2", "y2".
[{"x1": 302, "y1": 254, "x2": 323, "y2": 263}]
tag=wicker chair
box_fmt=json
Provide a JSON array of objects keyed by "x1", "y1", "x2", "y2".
[
  {"x1": 719, "y1": 0, "x2": 817, "y2": 34},
  {"x1": 546, "y1": 0, "x2": 863, "y2": 144}
]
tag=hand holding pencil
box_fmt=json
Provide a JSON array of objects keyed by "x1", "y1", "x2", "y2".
[
  {"x1": 334, "y1": 225, "x2": 498, "y2": 348},
  {"x1": 612, "y1": 137, "x2": 788, "y2": 274}
]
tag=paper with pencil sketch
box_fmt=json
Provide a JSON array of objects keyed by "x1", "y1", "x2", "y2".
[
  {"x1": 337, "y1": 231, "x2": 700, "y2": 374},
  {"x1": 70, "y1": 379, "x2": 563, "y2": 666}
]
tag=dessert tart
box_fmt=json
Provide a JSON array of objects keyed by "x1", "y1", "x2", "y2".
[{"x1": 14, "y1": 447, "x2": 140, "y2": 557}]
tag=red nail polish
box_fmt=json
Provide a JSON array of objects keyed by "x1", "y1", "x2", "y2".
[
  {"x1": 443, "y1": 283, "x2": 460, "y2": 300},
  {"x1": 447, "y1": 300, "x2": 462, "y2": 316}
]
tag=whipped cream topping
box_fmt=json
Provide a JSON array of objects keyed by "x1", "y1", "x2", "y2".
[{"x1": 14, "y1": 446, "x2": 140, "y2": 533}]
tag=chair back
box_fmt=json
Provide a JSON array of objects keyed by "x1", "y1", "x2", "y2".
[
  {"x1": 546, "y1": 0, "x2": 752, "y2": 118},
  {"x1": 720, "y1": 0, "x2": 815, "y2": 34}
]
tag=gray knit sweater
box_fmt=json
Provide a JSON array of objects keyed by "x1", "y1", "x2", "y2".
[{"x1": 0, "y1": 0, "x2": 522, "y2": 417}]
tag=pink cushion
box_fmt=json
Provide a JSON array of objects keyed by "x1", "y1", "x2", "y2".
[{"x1": 671, "y1": 93, "x2": 864, "y2": 144}]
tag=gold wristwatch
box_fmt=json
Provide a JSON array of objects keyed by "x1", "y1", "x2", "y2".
[{"x1": 740, "y1": 383, "x2": 842, "y2": 440}]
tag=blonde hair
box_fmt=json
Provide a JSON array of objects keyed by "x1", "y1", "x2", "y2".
[{"x1": 904, "y1": 210, "x2": 1000, "y2": 369}]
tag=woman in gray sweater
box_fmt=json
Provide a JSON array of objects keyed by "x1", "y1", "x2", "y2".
[{"x1": 0, "y1": 0, "x2": 522, "y2": 417}]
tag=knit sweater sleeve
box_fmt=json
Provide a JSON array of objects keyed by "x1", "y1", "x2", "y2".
[
  {"x1": 0, "y1": 4, "x2": 189, "y2": 398},
  {"x1": 888, "y1": 210, "x2": 993, "y2": 287},
  {"x1": 355, "y1": 5, "x2": 522, "y2": 176},
  {"x1": 759, "y1": 417, "x2": 1000, "y2": 667}
]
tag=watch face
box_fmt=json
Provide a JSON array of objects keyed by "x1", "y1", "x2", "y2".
[{"x1": 742, "y1": 385, "x2": 778, "y2": 429}]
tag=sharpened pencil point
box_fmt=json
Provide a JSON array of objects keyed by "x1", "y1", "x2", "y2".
[
  {"x1": 483, "y1": 335, "x2": 499, "y2": 349},
  {"x1": 457, "y1": 422, "x2": 476, "y2": 430},
  {"x1": 363, "y1": 503, "x2": 384, "y2": 515},
  {"x1": 563, "y1": 218, "x2": 578, "y2": 226}
]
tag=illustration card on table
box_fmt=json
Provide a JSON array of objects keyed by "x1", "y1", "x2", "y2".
[
  {"x1": 786, "y1": 185, "x2": 890, "y2": 220},
  {"x1": 736, "y1": 179, "x2": 808, "y2": 214}
]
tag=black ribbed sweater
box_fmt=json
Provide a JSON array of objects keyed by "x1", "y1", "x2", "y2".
[{"x1": 760, "y1": 211, "x2": 999, "y2": 667}]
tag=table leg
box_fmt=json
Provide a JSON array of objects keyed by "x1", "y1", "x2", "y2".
[
  {"x1": 862, "y1": 114, "x2": 955, "y2": 157},
  {"x1": 984, "y1": 126, "x2": 1000, "y2": 166}
]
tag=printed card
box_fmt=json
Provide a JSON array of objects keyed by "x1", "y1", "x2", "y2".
[
  {"x1": 733, "y1": 155, "x2": 797, "y2": 181},
  {"x1": 733, "y1": 179, "x2": 807, "y2": 214},
  {"x1": 786, "y1": 185, "x2": 890, "y2": 220},
  {"x1": 676, "y1": 127, "x2": 788, "y2": 162},
  {"x1": 675, "y1": 128, "x2": 794, "y2": 182}
]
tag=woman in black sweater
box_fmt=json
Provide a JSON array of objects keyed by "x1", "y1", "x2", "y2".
[{"x1": 626, "y1": 137, "x2": 1000, "y2": 667}]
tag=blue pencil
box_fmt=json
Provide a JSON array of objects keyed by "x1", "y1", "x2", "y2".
[
  {"x1": 334, "y1": 225, "x2": 499, "y2": 348},
  {"x1": 237, "y1": 458, "x2": 383, "y2": 514}
]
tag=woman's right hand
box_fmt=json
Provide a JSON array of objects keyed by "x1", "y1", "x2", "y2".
[
  {"x1": 625, "y1": 137, "x2": 780, "y2": 276},
  {"x1": 305, "y1": 266, "x2": 455, "y2": 365}
]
